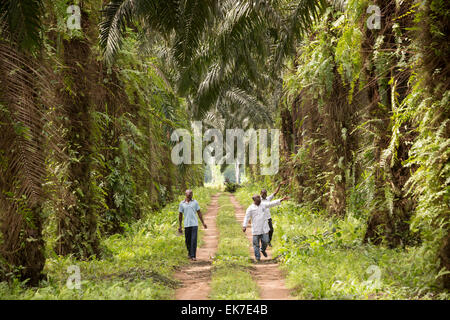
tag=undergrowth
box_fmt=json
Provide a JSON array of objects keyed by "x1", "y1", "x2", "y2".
[
  {"x1": 235, "y1": 184, "x2": 449, "y2": 300},
  {"x1": 0, "y1": 187, "x2": 217, "y2": 299}
]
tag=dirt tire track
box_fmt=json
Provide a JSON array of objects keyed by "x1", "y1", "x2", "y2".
[
  {"x1": 174, "y1": 193, "x2": 220, "y2": 300},
  {"x1": 229, "y1": 194, "x2": 292, "y2": 300}
]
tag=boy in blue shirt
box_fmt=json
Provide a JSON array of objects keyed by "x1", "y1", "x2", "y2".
[{"x1": 178, "y1": 189, "x2": 207, "y2": 261}]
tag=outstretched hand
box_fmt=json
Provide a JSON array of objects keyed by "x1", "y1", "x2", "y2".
[
  {"x1": 274, "y1": 180, "x2": 288, "y2": 195},
  {"x1": 281, "y1": 196, "x2": 290, "y2": 202}
]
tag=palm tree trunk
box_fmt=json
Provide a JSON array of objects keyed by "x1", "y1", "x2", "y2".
[
  {"x1": 0, "y1": 44, "x2": 47, "y2": 285},
  {"x1": 362, "y1": 0, "x2": 415, "y2": 246},
  {"x1": 55, "y1": 6, "x2": 100, "y2": 258}
]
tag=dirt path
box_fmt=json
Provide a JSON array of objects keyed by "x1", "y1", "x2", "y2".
[
  {"x1": 174, "y1": 193, "x2": 291, "y2": 300},
  {"x1": 229, "y1": 195, "x2": 292, "y2": 300},
  {"x1": 174, "y1": 194, "x2": 220, "y2": 300}
]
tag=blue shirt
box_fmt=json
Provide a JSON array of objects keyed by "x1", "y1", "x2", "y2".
[{"x1": 179, "y1": 199, "x2": 201, "y2": 227}]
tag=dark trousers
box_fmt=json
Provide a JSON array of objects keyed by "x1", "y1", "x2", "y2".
[
  {"x1": 268, "y1": 218, "x2": 274, "y2": 243},
  {"x1": 184, "y1": 226, "x2": 198, "y2": 258}
]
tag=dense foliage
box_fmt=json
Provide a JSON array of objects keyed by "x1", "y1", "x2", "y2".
[
  {"x1": 275, "y1": 0, "x2": 449, "y2": 290},
  {"x1": 236, "y1": 184, "x2": 449, "y2": 299},
  {"x1": 0, "y1": 0, "x2": 203, "y2": 285},
  {"x1": 0, "y1": 187, "x2": 216, "y2": 299},
  {"x1": 224, "y1": 180, "x2": 241, "y2": 193},
  {"x1": 0, "y1": 0, "x2": 448, "y2": 298}
]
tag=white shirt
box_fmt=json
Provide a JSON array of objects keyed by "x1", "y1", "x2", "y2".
[
  {"x1": 243, "y1": 199, "x2": 281, "y2": 235},
  {"x1": 261, "y1": 193, "x2": 275, "y2": 219}
]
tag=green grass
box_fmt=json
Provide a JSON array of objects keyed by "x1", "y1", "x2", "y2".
[
  {"x1": 209, "y1": 194, "x2": 259, "y2": 300},
  {"x1": 0, "y1": 187, "x2": 218, "y2": 300},
  {"x1": 235, "y1": 184, "x2": 450, "y2": 300}
]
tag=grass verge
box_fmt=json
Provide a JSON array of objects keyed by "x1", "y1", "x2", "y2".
[
  {"x1": 235, "y1": 184, "x2": 449, "y2": 300},
  {"x1": 0, "y1": 187, "x2": 218, "y2": 299},
  {"x1": 209, "y1": 194, "x2": 259, "y2": 299}
]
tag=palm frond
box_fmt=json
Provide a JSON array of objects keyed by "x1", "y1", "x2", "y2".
[
  {"x1": 0, "y1": 42, "x2": 61, "y2": 280},
  {"x1": 0, "y1": 42, "x2": 62, "y2": 206},
  {"x1": 215, "y1": 0, "x2": 267, "y2": 62},
  {"x1": 172, "y1": 0, "x2": 217, "y2": 66},
  {"x1": 99, "y1": 0, "x2": 136, "y2": 65},
  {"x1": 0, "y1": 0, "x2": 43, "y2": 51},
  {"x1": 194, "y1": 61, "x2": 233, "y2": 119},
  {"x1": 224, "y1": 87, "x2": 273, "y2": 126},
  {"x1": 271, "y1": 0, "x2": 327, "y2": 71},
  {"x1": 330, "y1": 0, "x2": 347, "y2": 12}
]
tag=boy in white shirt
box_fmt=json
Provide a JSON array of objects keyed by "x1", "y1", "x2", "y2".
[
  {"x1": 261, "y1": 181, "x2": 286, "y2": 246},
  {"x1": 242, "y1": 194, "x2": 289, "y2": 261}
]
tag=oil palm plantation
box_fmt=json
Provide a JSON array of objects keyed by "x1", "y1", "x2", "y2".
[
  {"x1": 0, "y1": 0, "x2": 49, "y2": 285},
  {"x1": 0, "y1": 0, "x2": 327, "y2": 285},
  {"x1": 100, "y1": 0, "x2": 327, "y2": 117}
]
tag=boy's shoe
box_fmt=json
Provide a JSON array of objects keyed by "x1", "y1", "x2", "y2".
[
  {"x1": 255, "y1": 258, "x2": 260, "y2": 262},
  {"x1": 261, "y1": 250, "x2": 267, "y2": 257}
]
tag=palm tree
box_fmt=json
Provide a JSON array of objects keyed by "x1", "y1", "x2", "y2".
[
  {"x1": 99, "y1": 0, "x2": 219, "y2": 66},
  {"x1": 0, "y1": 0, "x2": 48, "y2": 285},
  {"x1": 0, "y1": 0, "x2": 43, "y2": 51},
  {"x1": 100, "y1": 0, "x2": 327, "y2": 116},
  {"x1": 53, "y1": 2, "x2": 102, "y2": 258},
  {"x1": 203, "y1": 83, "x2": 274, "y2": 183}
]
